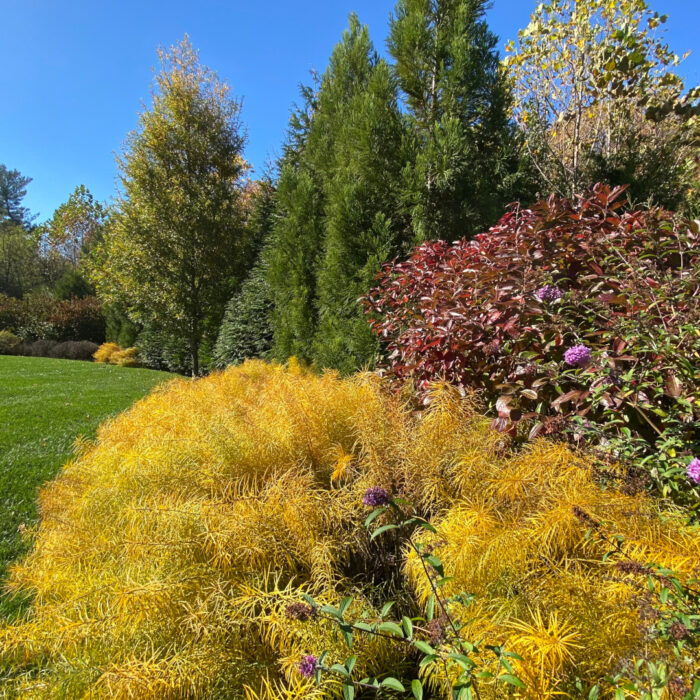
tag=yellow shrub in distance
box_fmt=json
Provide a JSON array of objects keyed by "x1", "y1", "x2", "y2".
[
  {"x1": 111, "y1": 346, "x2": 141, "y2": 367},
  {"x1": 93, "y1": 342, "x2": 121, "y2": 364},
  {"x1": 1, "y1": 360, "x2": 698, "y2": 698}
]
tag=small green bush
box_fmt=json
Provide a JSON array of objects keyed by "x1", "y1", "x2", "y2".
[{"x1": 0, "y1": 330, "x2": 20, "y2": 355}]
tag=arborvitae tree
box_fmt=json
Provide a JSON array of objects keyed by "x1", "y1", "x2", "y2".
[
  {"x1": 92, "y1": 37, "x2": 248, "y2": 375},
  {"x1": 266, "y1": 162, "x2": 323, "y2": 363},
  {"x1": 267, "y1": 16, "x2": 408, "y2": 370},
  {"x1": 388, "y1": 0, "x2": 525, "y2": 240},
  {"x1": 313, "y1": 32, "x2": 408, "y2": 372}
]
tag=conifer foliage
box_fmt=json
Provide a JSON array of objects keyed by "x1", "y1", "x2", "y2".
[
  {"x1": 267, "y1": 16, "x2": 409, "y2": 370},
  {"x1": 388, "y1": 0, "x2": 526, "y2": 241}
]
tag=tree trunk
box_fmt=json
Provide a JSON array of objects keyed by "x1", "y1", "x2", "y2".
[{"x1": 190, "y1": 332, "x2": 199, "y2": 377}]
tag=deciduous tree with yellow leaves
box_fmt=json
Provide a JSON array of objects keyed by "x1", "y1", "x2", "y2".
[
  {"x1": 91, "y1": 37, "x2": 249, "y2": 375},
  {"x1": 504, "y1": 0, "x2": 699, "y2": 207}
]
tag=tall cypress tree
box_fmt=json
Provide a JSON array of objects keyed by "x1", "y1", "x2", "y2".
[
  {"x1": 267, "y1": 15, "x2": 408, "y2": 369},
  {"x1": 388, "y1": 0, "x2": 523, "y2": 240},
  {"x1": 313, "y1": 42, "x2": 408, "y2": 372}
]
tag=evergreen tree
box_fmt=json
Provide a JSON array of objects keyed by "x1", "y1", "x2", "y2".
[
  {"x1": 267, "y1": 15, "x2": 408, "y2": 370},
  {"x1": 213, "y1": 262, "x2": 273, "y2": 368},
  {"x1": 313, "y1": 36, "x2": 408, "y2": 372},
  {"x1": 388, "y1": 0, "x2": 524, "y2": 239},
  {"x1": 214, "y1": 177, "x2": 276, "y2": 368}
]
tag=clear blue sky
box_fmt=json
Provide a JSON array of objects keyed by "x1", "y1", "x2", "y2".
[{"x1": 1, "y1": 0, "x2": 698, "y2": 221}]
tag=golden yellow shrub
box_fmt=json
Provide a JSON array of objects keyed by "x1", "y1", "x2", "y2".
[
  {"x1": 93, "y1": 342, "x2": 121, "y2": 364},
  {"x1": 111, "y1": 346, "x2": 141, "y2": 367},
  {"x1": 1, "y1": 360, "x2": 698, "y2": 698}
]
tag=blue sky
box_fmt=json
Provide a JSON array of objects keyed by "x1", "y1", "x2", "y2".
[{"x1": 1, "y1": 0, "x2": 698, "y2": 221}]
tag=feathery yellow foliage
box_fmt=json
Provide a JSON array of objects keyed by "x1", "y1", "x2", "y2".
[
  {"x1": 1, "y1": 360, "x2": 698, "y2": 698},
  {"x1": 93, "y1": 342, "x2": 121, "y2": 364}
]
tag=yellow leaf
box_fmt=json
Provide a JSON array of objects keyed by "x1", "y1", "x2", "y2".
[{"x1": 332, "y1": 452, "x2": 353, "y2": 483}]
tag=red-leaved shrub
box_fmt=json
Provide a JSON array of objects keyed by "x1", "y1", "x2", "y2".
[{"x1": 364, "y1": 184, "x2": 700, "y2": 502}]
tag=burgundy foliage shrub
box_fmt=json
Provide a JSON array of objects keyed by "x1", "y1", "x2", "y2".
[{"x1": 364, "y1": 184, "x2": 700, "y2": 502}]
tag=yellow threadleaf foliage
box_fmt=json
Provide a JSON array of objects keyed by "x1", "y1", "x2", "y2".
[
  {"x1": 1, "y1": 360, "x2": 698, "y2": 698},
  {"x1": 93, "y1": 342, "x2": 121, "y2": 364}
]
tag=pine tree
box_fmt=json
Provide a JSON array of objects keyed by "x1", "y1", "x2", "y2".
[{"x1": 388, "y1": 0, "x2": 524, "y2": 240}]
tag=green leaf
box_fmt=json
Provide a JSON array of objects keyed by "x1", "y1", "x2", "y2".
[
  {"x1": 412, "y1": 679, "x2": 423, "y2": 699},
  {"x1": 354, "y1": 621, "x2": 373, "y2": 633},
  {"x1": 424, "y1": 554, "x2": 444, "y2": 576},
  {"x1": 426, "y1": 594, "x2": 436, "y2": 621},
  {"x1": 380, "y1": 601, "x2": 395, "y2": 617},
  {"x1": 499, "y1": 673, "x2": 526, "y2": 688},
  {"x1": 330, "y1": 663, "x2": 350, "y2": 677},
  {"x1": 405, "y1": 517, "x2": 437, "y2": 533},
  {"x1": 339, "y1": 596, "x2": 353, "y2": 618},
  {"x1": 340, "y1": 623, "x2": 354, "y2": 648},
  {"x1": 381, "y1": 677, "x2": 406, "y2": 692},
  {"x1": 448, "y1": 653, "x2": 476, "y2": 671},
  {"x1": 345, "y1": 656, "x2": 357, "y2": 675},
  {"x1": 378, "y1": 621, "x2": 404, "y2": 637},
  {"x1": 365, "y1": 507, "x2": 386, "y2": 529},
  {"x1": 371, "y1": 523, "x2": 399, "y2": 540},
  {"x1": 402, "y1": 616, "x2": 414, "y2": 639},
  {"x1": 414, "y1": 640, "x2": 436, "y2": 655},
  {"x1": 320, "y1": 605, "x2": 341, "y2": 618},
  {"x1": 588, "y1": 686, "x2": 600, "y2": 700},
  {"x1": 343, "y1": 682, "x2": 355, "y2": 700}
]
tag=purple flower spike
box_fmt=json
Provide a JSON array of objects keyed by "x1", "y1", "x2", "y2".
[
  {"x1": 298, "y1": 655, "x2": 318, "y2": 678},
  {"x1": 564, "y1": 344, "x2": 592, "y2": 368},
  {"x1": 687, "y1": 458, "x2": 700, "y2": 485},
  {"x1": 362, "y1": 486, "x2": 392, "y2": 507},
  {"x1": 536, "y1": 284, "x2": 563, "y2": 302}
]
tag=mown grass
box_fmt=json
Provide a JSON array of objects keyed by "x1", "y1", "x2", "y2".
[{"x1": 0, "y1": 356, "x2": 172, "y2": 619}]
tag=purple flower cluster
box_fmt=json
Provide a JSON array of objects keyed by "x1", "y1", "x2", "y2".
[
  {"x1": 564, "y1": 344, "x2": 592, "y2": 368},
  {"x1": 687, "y1": 458, "x2": 700, "y2": 485},
  {"x1": 362, "y1": 486, "x2": 392, "y2": 507},
  {"x1": 298, "y1": 655, "x2": 318, "y2": 678},
  {"x1": 536, "y1": 284, "x2": 563, "y2": 302}
]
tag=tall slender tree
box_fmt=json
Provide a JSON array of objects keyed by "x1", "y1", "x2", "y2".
[
  {"x1": 388, "y1": 0, "x2": 524, "y2": 240},
  {"x1": 313, "y1": 27, "x2": 408, "y2": 371},
  {"x1": 266, "y1": 15, "x2": 408, "y2": 370},
  {"x1": 92, "y1": 37, "x2": 248, "y2": 375}
]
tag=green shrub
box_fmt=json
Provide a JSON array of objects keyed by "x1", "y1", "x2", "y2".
[
  {"x1": 214, "y1": 264, "x2": 273, "y2": 368},
  {"x1": 0, "y1": 294, "x2": 23, "y2": 333},
  {"x1": 0, "y1": 330, "x2": 20, "y2": 355}
]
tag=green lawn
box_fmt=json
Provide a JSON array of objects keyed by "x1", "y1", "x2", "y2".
[{"x1": 0, "y1": 356, "x2": 172, "y2": 618}]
